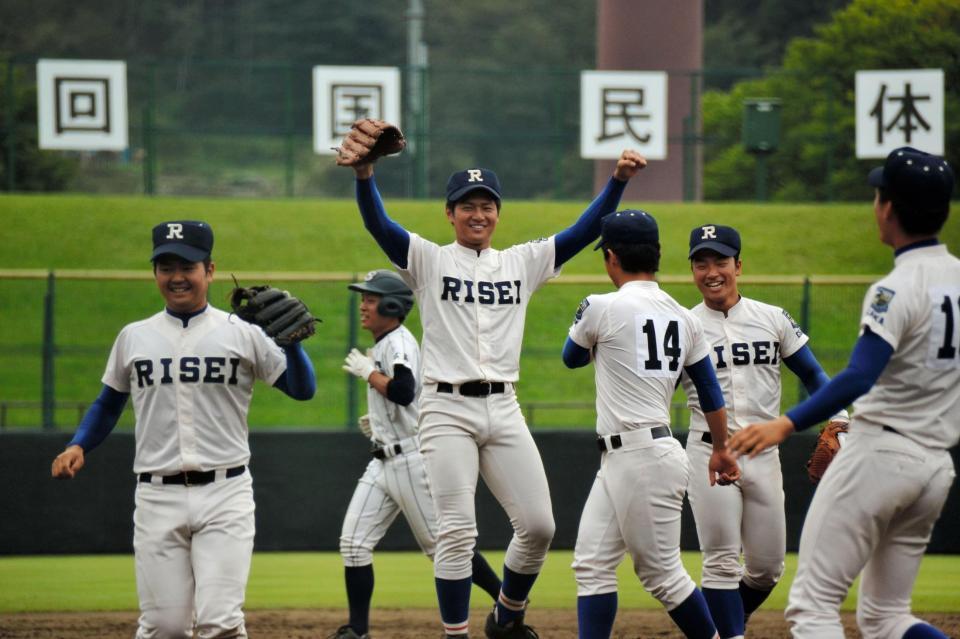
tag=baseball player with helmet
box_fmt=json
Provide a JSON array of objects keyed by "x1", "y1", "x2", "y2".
[
  {"x1": 562, "y1": 210, "x2": 741, "y2": 639},
  {"x1": 336, "y1": 119, "x2": 647, "y2": 638},
  {"x1": 681, "y1": 224, "x2": 848, "y2": 639},
  {"x1": 51, "y1": 220, "x2": 317, "y2": 639},
  {"x1": 729, "y1": 146, "x2": 957, "y2": 639},
  {"x1": 334, "y1": 269, "x2": 503, "y2": 639}
]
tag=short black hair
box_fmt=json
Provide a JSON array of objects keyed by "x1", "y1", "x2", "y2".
[
  {"x1": 604, "y1": 242, "x2": 660, "y2": 273},
  {"x1": 690, "y1": 248, "x2": 741, "y2": 262},
  {"x1": 445, "y1": 190, "x2": 501, "y2": 212},
  {"x1": 877, "y1": 186, "x2": 950, "y2": 236},
  {"x1": 153, "y1": 255, "x2": 212, "y2": 272}
]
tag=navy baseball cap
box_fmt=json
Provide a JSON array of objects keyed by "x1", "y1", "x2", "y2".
[
  {"x1": 446, "y1": 168, "x2": 502, "y2": 202},
  {"x1": 868, "y1": 147, "x2": 954, "y2": 211},
  {"x1": 593, "y1": 209, "x2": 659, "y2": 250},
  {"x1": 688, "y1": 224, "x2": 741, "y2": 258},
  {"x1": 151, "y1": 220, "x2": 214, "y2": 262}
]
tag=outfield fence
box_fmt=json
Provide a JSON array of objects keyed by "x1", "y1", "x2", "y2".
[{"x1": 0, "y1": 269, "x2": 877, "y2": 430}]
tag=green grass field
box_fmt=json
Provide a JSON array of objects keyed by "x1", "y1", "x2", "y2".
[
  {"x1": 1, "y1": 551, "x2": 958, "y2": 614},
  {"x1": 2, "y1": 193, "x2": 958, "y2": 428}
]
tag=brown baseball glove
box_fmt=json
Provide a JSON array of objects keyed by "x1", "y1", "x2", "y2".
[
  {"x1": 806, "y1": 419, "x2": 849, "y2": 484},
  {"x1": 334, "y1": 118, "x2": 406, "y2": 166}
]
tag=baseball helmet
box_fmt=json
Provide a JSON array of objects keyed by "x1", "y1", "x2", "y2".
[{"x1": 348, "y1": 270, "x2": 415, "y2": 318}]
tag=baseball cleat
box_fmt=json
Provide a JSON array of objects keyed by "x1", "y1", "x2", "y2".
[
  {"x1": 483, "y1": 611, "x2": 539, "y2": 638},
  {"x1": 328, "y1": 624, "x2": 370, "y2": 639}
]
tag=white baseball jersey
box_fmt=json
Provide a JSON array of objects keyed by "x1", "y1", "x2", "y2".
[
  {"x1": 683, "y1": 296, "x2": 808, "y2": 433},
  {"x1": 567, "y1": 280, "x2": 711, "y2": 435},
  {"x1": 367, "y1": 325, "x2": 421, "y2": 444},
  {"x1": 396, "y1": 233, "x2": 558, "y2": 383},
  {"x1": 851, "y1": 243, "x2": 960, "y2": 448},
  {"x1": 102, "y1": 306, "x2": 287, "y2": 474}
]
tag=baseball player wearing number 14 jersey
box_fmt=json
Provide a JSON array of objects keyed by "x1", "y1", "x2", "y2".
[
  {"x1": 681, "y1": 224, "x2": 847, "y2": 639},
  {"x1": 730, "y1": 147, "x2": 957, "y2": 639},
  {"x1": 563, "y1": 210, "x2": 741, "y2": 639},
  {"x1": 343, "y1": 149, "x2": 647, "y2": 638}
]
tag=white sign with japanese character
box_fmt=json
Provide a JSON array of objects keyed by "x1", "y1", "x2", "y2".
[
  {"x1": 580, "y1": 71, "x2": 667, "y2": 160},
  {"x1": 313, "y1": 66, "x2": 401, "y2": 155},
  {"x1": 855, "y1": 69, "x2": 943, "y2": 158},
  {"x1": 37, "y1": 59, "x2": 128, "y2": 151}
]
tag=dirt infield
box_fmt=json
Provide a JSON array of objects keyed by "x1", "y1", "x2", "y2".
[{"x1": 1, "y1": 609, "x2": 959, "y2": 638}]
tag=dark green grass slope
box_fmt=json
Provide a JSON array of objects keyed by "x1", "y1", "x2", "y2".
[{"x1": 2, "y1": 193, "x2": 957, "y2": 428}]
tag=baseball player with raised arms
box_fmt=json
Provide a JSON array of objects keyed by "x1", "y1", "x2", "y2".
[
  {"x1": 50, "y1": 220, "x2": 317, "y2": 639},
  {"x1": 334, "y1": 269, "x2": 503, "y2": 639},
  {"x1": 338, "y1": 131, "x2": 647, "y2": 637},
  {"x1": 681, "y1": 223, "x2": 848, "y2": 639},
  {"x1": 562, "y1": 210, "x2": 741, "y2": 639},
  {"x1": 729, "y1": 146, "x2": 957, "y2": 639}
]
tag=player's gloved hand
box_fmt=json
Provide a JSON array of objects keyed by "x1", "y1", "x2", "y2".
[
  {"x1": 343, "y1": 348, "x2": 376, "y2": 381},
  {"x1": 52, "y1": 445, "x2": 85, "y2": 479},
  {"x1": 358, "y1": 414, "x2": 373, "y2": 439}
]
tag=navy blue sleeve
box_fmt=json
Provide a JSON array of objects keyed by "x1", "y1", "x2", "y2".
[
  {"x1": 562, "y1": 336, "x2": 592, "y2": 369},
  {"x1": 385, "y1": 364, "x2": 416, "y2": 406},
  {"x1": 785, "y1": 329, "x2": 894, "y2": 431},
  {"x1": 554, "y1": 177, "x2": 628, "y2": 267},
  {"x1": 783, "y1": 344, "x2": 831, "y2": 396},
  {"x1": 273, "y1": 343, "x2": 316, "y2": 400},
  {"x1": 68, "y1": 385, "x2": 129, "y2": 452},
  {"x1": 356, "y1": 176, "x2": 410, "y2": 268},
  {"x1": 684, "y1": 356, "x2": 726, "y2": 413}
]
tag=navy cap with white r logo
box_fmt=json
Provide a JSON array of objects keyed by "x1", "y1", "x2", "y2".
[
  {"x1": 688, "y1": 224, "x2": 741, "y2": 259},
  {"x1": 445, "y1": 168, "x2": 502, "y2": 202},
  {"x1": 151, "y1": 220, "x2": 214, "y2": 262}
]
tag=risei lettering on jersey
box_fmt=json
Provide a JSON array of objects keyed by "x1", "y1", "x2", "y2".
[
  {"x1": 133, "y1": 357, "x2": 242, "y2": 387},
  {"x1": 440, "y1": 277, "x2": 522, "y2": 305},
  {"x1": 712, "y1": 341, "x2": 780, "y2": 369}
]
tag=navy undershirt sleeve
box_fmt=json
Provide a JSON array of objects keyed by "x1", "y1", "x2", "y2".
[
  {"x1": 562, "y1": 336, "x2": 592, "y2": 369},
  {"x1": 273, "y1": 343, "x2": 316, "y2": 400},
  {"x1": 785, "y1": 329, "x2": 894, "y2": 431},
  {"x1": 684, "y1": 356, "x2": 726, "y2": 413},
  {"x1": 385, "y1": 364, "x2": 416, "y2": 406},
  {"x1": 356, "y1": 176, "x2": 410, "y2": 268},
  {"x1": 68, "y1": 385, "x2": 129, "y2": 452},
  {"x1": 783, "y1": 344, "x2": 831, "y2": 395},
  {"x1": 554, "y1": 177, "x2": 628, "y2": 267}
]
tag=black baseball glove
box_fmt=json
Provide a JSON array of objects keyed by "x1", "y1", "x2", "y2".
[{"x1": 230, "y1": 285, "x2": 318, "y2": 347}]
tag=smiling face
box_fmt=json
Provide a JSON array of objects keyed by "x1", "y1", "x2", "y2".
[
  {"x1": 154, "y1": 255, "x2": 214, "y2": 313},
  {"x1": 358, "y1": 292, "x2": 398, "y2": 339},
  {"x1": 446, "y1": 192, "x2": 500, "y2": 250},
  {"x1": 691, "y1": 250, "x2": 741, "y2": 312}
]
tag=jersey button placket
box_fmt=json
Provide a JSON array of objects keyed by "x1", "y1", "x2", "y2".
[{"x1": 177, "y1": 324, "x2": 200, "y2": 470}]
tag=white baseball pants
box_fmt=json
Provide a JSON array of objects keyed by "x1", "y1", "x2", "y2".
[
  {"x1": 418, "y1": 384, "x2": 555, "y2": 580},
  {"x1": 133, "y1": 470, "x2": 254, "y2": 639},
  {"x1": 572, "y1": 436, "x2": 697, "y2": 611},
  {"x1": 786, "y1": 427, "x2": 955, "y2": 639}
]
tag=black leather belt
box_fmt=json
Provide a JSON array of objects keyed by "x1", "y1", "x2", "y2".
[
  {"x1": 437, "y1": 381, "x2": 505, "y2": 397},
  {"x1": 596, "y1": 425, "x2": 672, "y2": 451},
  {"x1": 701, "y1": 432, "x2": 713, "y2": 445},
  {"x1": 139, "y1": 465, "x2": 245, "y2": 486},
  {"x1": 371, "y1": 443, "x2": 404, "y2": 460}
]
